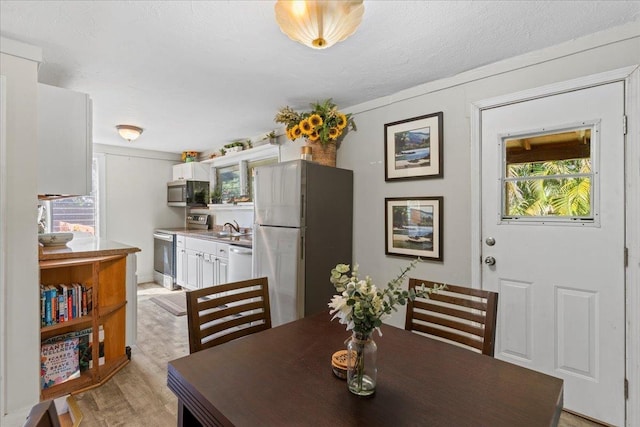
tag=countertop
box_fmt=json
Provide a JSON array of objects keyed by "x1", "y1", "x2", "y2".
[
  {"x1": 39, "y1": 236, "x2": 141, "y2": 261},
  {"x1": 155, "y1": 228, "x2": 253, "y2": 248}
]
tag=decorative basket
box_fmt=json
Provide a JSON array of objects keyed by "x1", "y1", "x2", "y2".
[{"x1": 307, "y1": 140, "x2": 336, "y2": 167}]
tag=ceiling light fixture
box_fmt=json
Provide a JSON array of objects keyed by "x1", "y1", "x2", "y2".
[
  {"x1": 116, "y1": 124, "x2": 143, "y2": 142},
  {"x1": 274, "y1": 0, "x2": 365, "y2": 50}
]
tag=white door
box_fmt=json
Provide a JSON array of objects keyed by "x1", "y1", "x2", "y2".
[{"x1": 480, "y1": 82, "x2": 625, "y2": 425}]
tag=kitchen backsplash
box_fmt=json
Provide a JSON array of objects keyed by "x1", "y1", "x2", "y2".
[{"x1": 189, "y1": 207, "x2": 253, "y2": 230}]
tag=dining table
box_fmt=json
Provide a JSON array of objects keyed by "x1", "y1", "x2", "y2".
[{"x1": 167, "y1": 312, "x2": 563, "y2": 427}]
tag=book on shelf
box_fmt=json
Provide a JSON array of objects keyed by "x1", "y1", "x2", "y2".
[
  {"x1": 41, "y1": 325, "x2": 105, "y2": 372},
  {"x1": 40, "y1": 283, "x2": 92, "y2": 327},
  {"x1": 40, "y1": 337, "x2": 80, "y2": 389}
]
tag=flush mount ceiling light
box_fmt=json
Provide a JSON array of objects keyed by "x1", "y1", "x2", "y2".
[
  {"x1": 274, "y1": 0, "x2": 365, "y2": 50},
  {"x1": 116, "y1": 124, "x2": 143, "y2": 142}
]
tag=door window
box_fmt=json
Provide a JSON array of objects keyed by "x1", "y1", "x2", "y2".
[{"x1": 501, "y1": 124, "x2": 598, "y2": 224}]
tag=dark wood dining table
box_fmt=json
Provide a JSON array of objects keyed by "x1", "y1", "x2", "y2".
[{"x1": 168, "y1": 312, "x2": 563, "y2": 427}]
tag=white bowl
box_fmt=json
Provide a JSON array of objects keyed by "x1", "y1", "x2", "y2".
[{"x1": 38, "y1": 232, "x2": 74, "y2": 247}]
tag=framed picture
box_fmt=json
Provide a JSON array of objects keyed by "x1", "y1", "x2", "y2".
[
  {"x1": 384, "y1": 112, "x2": 443, "y2": 181},
  {"x1": 385, "y1": 196, "x2": 443, "y2": 260}
]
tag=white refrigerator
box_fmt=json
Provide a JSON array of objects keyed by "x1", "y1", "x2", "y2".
[{"x1": 253, "y1": 160, "x2": 353, "y2": 326}]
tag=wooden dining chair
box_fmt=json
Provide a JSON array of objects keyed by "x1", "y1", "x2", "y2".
[
  {"x1": 186, "y1": 277, "x2": 272, "y2": 354},
  {"x1": 405, "y1": 279, "x2": 498, "y2": 356}
]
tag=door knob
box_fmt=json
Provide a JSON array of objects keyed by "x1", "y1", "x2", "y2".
[
  {"x1": 484, "y1": 256, "x2": 496, "y2": 266},
  {"x1": 485, "y1": 237, "x2": 496, "y2": 246}
]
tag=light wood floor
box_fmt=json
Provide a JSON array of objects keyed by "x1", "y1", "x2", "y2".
[{"x1": 72, "y1": 282, "x2": 604, "y2": 426}]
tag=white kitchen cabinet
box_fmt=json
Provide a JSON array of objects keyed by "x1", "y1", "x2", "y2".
[
  {"x1": 38, "y1": 83, "x2": 92, "y2": 196},
  {"x1": 183, "y1": 237, "x2": 228, "y2": 290},
  {"x1": 218, "y1": 257, "x2": 228, "y2": 285},
  {"x1": 201, "y1": 253, "x2": 216, "y2": 287},
  {"x1": 184, "y1": 248, "x2": 201, "y2": 290},
  {"x1": 217, "y1": 248, "x2": 229, "y2": 285},
  {"x1": 176, "y1": 236, "x2": 186, "y2": 287},
  {"x1": 172, "y1": 162, "x2": 210, "y2": 181}
]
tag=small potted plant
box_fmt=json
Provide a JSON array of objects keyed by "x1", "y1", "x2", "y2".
[
  {"x1": 224, "y1": 141, "x2": 245, "y2": 153},
  {"x1": 267, "y1": 131, "x2": 278, "y2": 145},
  {"x1": 210, "y1": 186, "x2": 222, "y2": 204}
]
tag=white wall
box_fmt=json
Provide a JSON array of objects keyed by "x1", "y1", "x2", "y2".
[
  {"x1": 0, "y1": 39, "x2": 42, "y2": 426},
  {"x1": 94, "y1": 144, "x2": 184, "y2": 283},
  {"x1": 335, "y1": 25, "x2": 640, "y2": 329}
]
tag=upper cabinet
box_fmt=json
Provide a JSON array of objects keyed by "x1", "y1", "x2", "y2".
[
  {"x1": 172, "y1": 162, "x2": 209, "y2": 181},
  {"x1": 38, "y1": 83, "x2": 92, "y2": 196}
]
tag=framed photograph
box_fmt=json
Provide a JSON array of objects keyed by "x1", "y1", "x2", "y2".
[
  {"x1": 385, "y1": 196, "x2": 443, "y2": 260},
  {"x1": 384, "y1": 112, "x2": 443, "y2": 181}
]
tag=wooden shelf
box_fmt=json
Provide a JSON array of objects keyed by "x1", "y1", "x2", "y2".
[
  {"x1": 40, "y1": 371, "x2": 94, "y2": 401},
  {"x1": 39, "y1": 253, "x2": 129, "y2": 400},
  {"x1": 39, "y1": 254, "x2": 124, "y2": 269},
  {"x1": 41, "y1": 316, "x2": 94, "y2": 341},
  {"x1": 99, "y1": 301, "x2": 127, "y2": 319},
  {"x1": 201, "y1": 144, "x2": 279, "y2": 167}
]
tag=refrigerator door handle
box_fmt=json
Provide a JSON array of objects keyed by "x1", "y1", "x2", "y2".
[
  {"x1": 300, "y1": 194, "x2": 304, "y2": 221},
  {"x1": 300, "y1": 235, "x2": 304, "y2": 260}
]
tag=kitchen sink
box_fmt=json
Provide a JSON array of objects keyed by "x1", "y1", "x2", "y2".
[{"x1": 211, "y1": 231, "x2": 251, "y2": 238}]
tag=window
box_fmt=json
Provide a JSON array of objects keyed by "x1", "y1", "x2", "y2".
[
  {"x1": 216, "y1": 163, "x2": 242, "y2": 201},
  {"x1": 46, "y1": 157, "x2": 100, "y2": 235},
  {"x1": 502, "y1": 125, "x2": 596, "y2": 222},
  {"x1": 214, "y1": 156, "x2": 278, "y2": 202}
]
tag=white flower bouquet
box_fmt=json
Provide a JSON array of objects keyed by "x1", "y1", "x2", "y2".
[{"x1": 328, "y1": 259, "x2": 444, "y2": 336}]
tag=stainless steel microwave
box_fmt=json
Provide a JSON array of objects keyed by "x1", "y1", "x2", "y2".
[{"x1": 167, "y1": 180, "x2": 209, "y2": 207}]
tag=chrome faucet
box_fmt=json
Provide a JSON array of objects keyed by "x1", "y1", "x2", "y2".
[{"x1": 223, "y1": 220, "x2": 241, "y2": 233}]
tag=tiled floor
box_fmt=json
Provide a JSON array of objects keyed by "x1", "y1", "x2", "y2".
[{"x1": 73, "y1": 282, "x2": 604, "y2": 426}]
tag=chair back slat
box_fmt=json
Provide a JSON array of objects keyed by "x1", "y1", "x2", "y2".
[
  {"x1": 410, "y1": 323, "x2": 485, "y2": 351},
  {"x1": 412, "y1": 300, "x2": 487, "y2": 324},
  {"x1": 405, "y1": 278, "x2": 498, "y2": 356},
  {"x1": 186, "y1": 277, "x2": 272, "y2": 354},
  {"x1": 412, "y1": 311, "x2": 486, "y2": 338}
]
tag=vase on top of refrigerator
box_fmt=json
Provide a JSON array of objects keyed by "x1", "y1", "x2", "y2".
[{"x1": 253, "y1": 160, "x2": 353, "y2": 327}]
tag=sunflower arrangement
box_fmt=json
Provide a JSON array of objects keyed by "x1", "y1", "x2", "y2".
[
  {"x1": 274, "y1": 99, "x2": 356, "y2": 146},
  {"x1": 181, "y1": 151, "x2": 199, "y2": 162}
]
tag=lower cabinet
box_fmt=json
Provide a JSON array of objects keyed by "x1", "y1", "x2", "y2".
[
  {"x1": 181, "y1": 237, "x2": 229, "y2": 290},
  {"x1": 185, "y1": 249, "x2": 201, "y2": 289},
  {"x1": 218, "y1": 256, "x2": 228, "y2": 285},
  {"x1": 176, "y1": 236, "x2": 186, "y2": 287}
]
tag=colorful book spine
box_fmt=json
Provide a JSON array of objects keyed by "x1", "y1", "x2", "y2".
[
  {"x1": 73, "y1": 283, "x2": 82, "y2": 318},
  {"x1": 40, "y1": 285, "x2": 46, "y2": 327},
  {"x1": 58, "y1": 294, "x2": 65, "y2": 323},
  {"x1": 59, "y1": 284, "x2": 68, "y2": 322},
  {"x1": 82, "y1": 285, "x2": 88, "y2": 316},
  {"x1": 44, "y1": 287, "x2": 52, "y2": 326}
]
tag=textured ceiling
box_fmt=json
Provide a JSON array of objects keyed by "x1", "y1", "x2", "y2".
[{"x1": 1, "y1": 1, "x2": 639, "y2": 154}]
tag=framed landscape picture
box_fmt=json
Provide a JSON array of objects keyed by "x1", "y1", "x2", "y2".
[
  {"x1": 384, "y1": 112, "x2": 443, "y2": 181},
  {"x1": 385, "y1": 196, "x2": 443, "y2": 260}
]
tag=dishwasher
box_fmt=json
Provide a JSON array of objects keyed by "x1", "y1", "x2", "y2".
[{"x1": 228, "y1": 246, "x2": 253, "y2": 282}]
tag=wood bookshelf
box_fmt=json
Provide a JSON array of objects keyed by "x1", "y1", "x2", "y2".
[{"x1": 39, "y1": 253, "x2": 130, "y2": 400}]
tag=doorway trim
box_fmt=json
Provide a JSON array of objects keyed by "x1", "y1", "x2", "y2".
[
  {"x1": 0, "y1": 74, "x2": 6, "y2": 421},
  {"x1": 470, "y1": 65, "x2": 640, "y2": 426}
]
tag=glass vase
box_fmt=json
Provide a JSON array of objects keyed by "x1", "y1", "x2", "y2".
[{"x1": 347, "y1": 331, "x2": 377, "y2": 396}]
